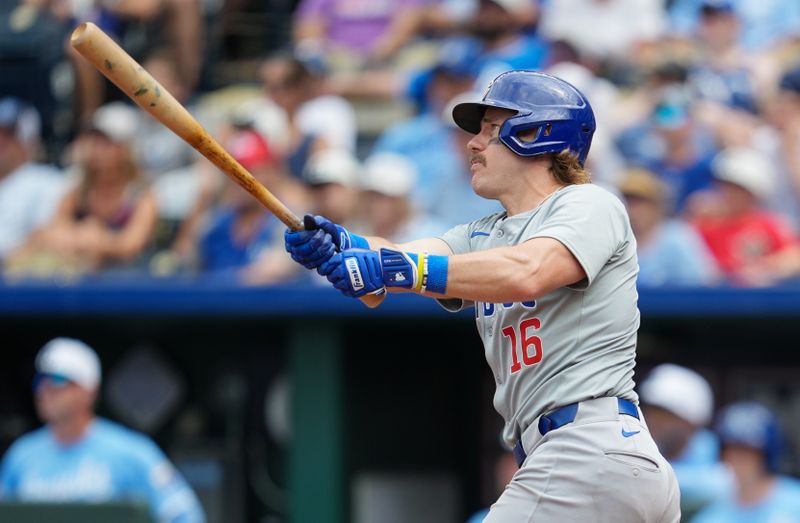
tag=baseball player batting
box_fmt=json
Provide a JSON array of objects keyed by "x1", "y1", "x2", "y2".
[{"x1": 285, "y1": 70, "x2": 681, "y2": 521}]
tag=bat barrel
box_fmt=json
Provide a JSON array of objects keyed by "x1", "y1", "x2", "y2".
[
  {"x1": 70, "y1": 22, "x2": 304, "y2": 231},
  {"x1": 70, "y1": 22, "x2": 200, "y2": 146}
]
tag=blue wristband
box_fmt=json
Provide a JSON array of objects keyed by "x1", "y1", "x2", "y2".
[
  {"x1": 348, "y1": 232, "x2": 369, "y2": 250},
  {"x1": 426, "y1": 254, "x2": 448, "y2": 294}
]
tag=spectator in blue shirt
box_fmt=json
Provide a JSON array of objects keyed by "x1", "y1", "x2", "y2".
[
  {"x1": 373, "y1": 37, "x2": 478, "y2": 218},
  {"x1": 616, "y1": 89, "x2": 718, "y2": 214},
  {"x1": 692, "y1": 401, "x2": 800, "y2": 523},
  {"x1": 198, "y1": 128, "x2": 302, "y2": 284},
  {"x1": 467, "y1": 0, "x2": 550, "y2": 85},
  {"x1": 0, "y1": 338, "x2": 205, "y2": 523},
  {"x1": 639, "y1": 364, "x2": 733, "y2": 519},
  {"x1": 0, "y1": 98, "x2": 66, "y2": 266},
  {"x1": 686, "y1": 2, "x2": 761, "y2": 114},
  {"x1": 618, "y1": 168, "x2": 718, "y2": 286},
  {"x1": 668, "y1": 0, "x2": 800, "y2": 51}
]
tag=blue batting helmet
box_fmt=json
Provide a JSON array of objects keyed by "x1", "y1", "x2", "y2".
[
  {"x1": 715, "y1": 401, "x2": 783, "y2": 472},
  {"x1": 452, "y1": 70, "x2": 596, "y2": 165}
]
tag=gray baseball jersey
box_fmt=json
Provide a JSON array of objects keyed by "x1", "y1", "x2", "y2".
[{"x1": 438, "y1": 183, "x2": 640, "y2": 448}]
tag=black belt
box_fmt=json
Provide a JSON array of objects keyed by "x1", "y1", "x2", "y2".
[{"x1": 513, "y1": 398, "x2": 639, "y2": 467}]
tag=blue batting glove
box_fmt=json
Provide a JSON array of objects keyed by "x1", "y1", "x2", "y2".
[
  {"x1": 284, "y1": 216, "x2": 336, "y2": 270},
  {"x1": 321, "y1": 250, "x2": 386, "y2": 298},
  {"x1": 284, "y1": 215, "x2": 370, "y2": 271},
  {"x1": 310, "y1": 215, "x2": 370, "y2": 251}
]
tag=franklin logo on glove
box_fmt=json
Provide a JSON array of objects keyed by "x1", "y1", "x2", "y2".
[{"x1": 345, "y1": 257, "x2": 364, "y2": 291}]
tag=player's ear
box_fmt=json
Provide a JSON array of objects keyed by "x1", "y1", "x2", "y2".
[
  {"x1": 86, "y1": 387, "x2": 100, "y2": 409},
  {"x1": 516, "y1": 124, "x2": 550, "y2": 143}
]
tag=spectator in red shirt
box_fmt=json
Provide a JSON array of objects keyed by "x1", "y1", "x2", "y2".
[{"x1": 692, "y1": 147, "x2": 796, "y2": 285}]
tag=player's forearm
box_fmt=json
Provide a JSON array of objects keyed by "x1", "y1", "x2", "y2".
[
  {"x1": 429, "y1": 240, "x2": 585, "y2": 303},
  {"x1": 443, "y1": 247, "x2": 547, "y2": 302},
  {"x1": 365, "y1": 236, "x2": 398, "y2": 251},
  {"x1": 361, "y1": 246, "x2": 541, "y2": 301}
]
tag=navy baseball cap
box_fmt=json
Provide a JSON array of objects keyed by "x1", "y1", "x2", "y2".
[
  {"x1": 407, "y1": 37, "x2": 481, "y2": 109},
  {"x1": 779, "y1": 65, "x2": 800, "y2": 94},
  {"x1": 0, "y1": 97, "x2": 41, "y2": 146},
  {"x1": 715, "y1": 401, "x2": 783, "y2": 471},
  {"x1": 431, "y1": 37, "x2": 481, "y2": 79},
  {"x1": 701, "y1": 0, "x2": 735, "y2": 15}
]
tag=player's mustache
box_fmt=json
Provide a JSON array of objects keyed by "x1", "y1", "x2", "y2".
[{"x1": 470, "y1": 154, "x2": 486, "y2": 166}]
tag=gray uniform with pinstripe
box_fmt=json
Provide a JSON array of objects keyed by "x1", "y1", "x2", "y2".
[{"x1": 438, "y1": 184, "x2": 680, "y2": 522}]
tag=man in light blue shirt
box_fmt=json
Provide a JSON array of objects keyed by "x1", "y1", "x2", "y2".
[
  {"x1": 0, "y1": 338, "x2": 205, "y2": 523},
  {"x1": 0, "y1": 98, "x2": 66, "y2": 263}
]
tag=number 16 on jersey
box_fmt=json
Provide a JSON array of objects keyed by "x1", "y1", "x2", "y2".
[{"x1": 502, "y1": 318, "x2": 543, "y2": 373}]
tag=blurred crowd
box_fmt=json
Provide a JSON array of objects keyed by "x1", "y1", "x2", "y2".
[
  {"x1": 637, "y1": 364, "x2": 800, "y2": 522},
  {"x1": 3, "y1": 0, "x2": 800, "y2": 287}
]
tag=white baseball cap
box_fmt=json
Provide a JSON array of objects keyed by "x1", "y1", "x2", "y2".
[
  {"x1": 303, "y1": 148, "x2": 361, "y2": 187},
  {"x1": 361, "y1": 153, "x2": 418, "y2": 198},
  {"x1": 711, "y1": 147, "x2": 774, "y2": 201},
  {"x1": 489, "y1": 0, "x2": 534, "y2": 14},
  {"x1": 90, "y1": 102, "x2": 139, "y2": 144},
  {"x1": 638, "y1": 364, "x2": 713, "y2": 426},
  {"x1": 35, "y1": 337, "x2": 101, "y2": 391}
]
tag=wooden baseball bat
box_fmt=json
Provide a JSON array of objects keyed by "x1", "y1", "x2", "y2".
[{"x1": 70, "y1": 22, "x2": 383, "y2": 307}]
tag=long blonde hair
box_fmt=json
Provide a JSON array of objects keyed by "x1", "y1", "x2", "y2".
[{"x1": 549, "y1": 151, "x2": 592, "y2": 186}]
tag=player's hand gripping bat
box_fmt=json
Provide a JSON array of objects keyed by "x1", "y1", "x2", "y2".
[{"x1": 70, "y1": 22, "x2": 383, "y2": 307}]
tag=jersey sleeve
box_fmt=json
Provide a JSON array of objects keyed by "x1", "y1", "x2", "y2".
[
  {"x1": 527, "y1": 186, "x2": 630, "y2": 289},
  {"x1": 438, "y1": 222, "x2": 472, "y2": 255},
  {"x1": 131, "y1": 437, "x2": 206, "y2": 523},
  {"x1": 435, "y1": 221, "x2": 480, "y2": 312}
]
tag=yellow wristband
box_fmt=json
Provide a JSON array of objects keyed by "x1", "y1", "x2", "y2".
[{"x1": 415, "y1": 252, "x2": 427, "y2": 292}]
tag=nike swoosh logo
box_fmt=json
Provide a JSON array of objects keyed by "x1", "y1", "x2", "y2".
[{"x1": 621, "y1": 429, "x2": 641, "y2": 438}]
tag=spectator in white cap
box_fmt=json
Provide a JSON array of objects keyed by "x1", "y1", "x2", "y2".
[
  {"x1": 303, "y1": 148, "x2": 360, "y2": 227},
  {"x1": 690, "y1": 147, "x2": 797, "y2": 285},
  {"x1": 359, "y1": 152, "x2": 447, "y2": 243},
  {"x1": 639, "y1": 363, "x2": 733, "y2": 518},
  {"x1": 0, "y1": 338, "x2": 205, "y2": 523},
  {"x1": 8, "y1": 103, "x2": 159, "y2": 277},
  {"x1": 0, "y1": 98, "x2": 66, "y2": 266}
]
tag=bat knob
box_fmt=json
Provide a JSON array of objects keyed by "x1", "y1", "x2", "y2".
[{"x1": 303, "y1": 214, "x2": 318, "y2": 231}]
